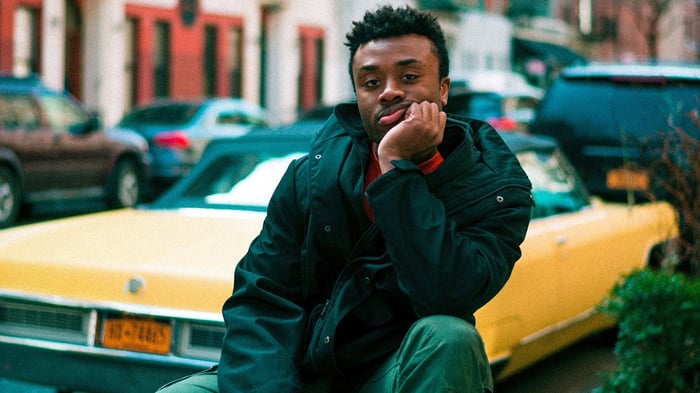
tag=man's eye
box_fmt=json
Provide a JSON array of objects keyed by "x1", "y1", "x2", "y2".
[
  {"x1": 403, "y1": 74, "x2": 418, "y2": 81},
  {"x1": 363, "y1": 79, "x2": 380, "y2": 88}
]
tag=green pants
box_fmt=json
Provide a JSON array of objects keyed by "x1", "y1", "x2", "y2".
[{"x1": 157, "y1": 315, "x2": 493, "y2": 393}]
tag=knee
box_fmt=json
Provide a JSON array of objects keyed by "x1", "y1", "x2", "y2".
[
  {"x1": 408, "y1": 315, "x2": 482, "y2": 350},
  {"x1": 399, "y1": 316, "x2": 493, "y2": 391},
  {"x1": 156, "y1": 369, "x2": 219, "y2": 393}
]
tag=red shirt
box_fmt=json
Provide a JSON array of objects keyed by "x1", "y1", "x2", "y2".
[{"x1": 363, "y1": 145, "x2": 444, "y2": 220}]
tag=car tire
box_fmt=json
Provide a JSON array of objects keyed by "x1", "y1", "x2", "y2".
[
  {"x1": 0, "y1": 166, "x2": 21, "y2": 228},
  {"x1": 106, "y1": 158, "x2": 142, "y2": 209}
]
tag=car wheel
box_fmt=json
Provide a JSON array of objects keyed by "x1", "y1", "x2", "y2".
[
  {"x1": 107, "y1": 159, "x2": 141, "y2": 208},
  {"x1": 0, "y1": 166, "x2": 21, "y2": 228}
]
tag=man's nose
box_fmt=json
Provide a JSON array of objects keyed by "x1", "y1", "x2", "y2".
[{"x1": 379, "y1": 79, "x2": 404, "y2": 103}]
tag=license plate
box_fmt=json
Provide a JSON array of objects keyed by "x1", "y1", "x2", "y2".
[
  {"x1": 102, "y1": 317, "x2": 172, "y2": 355},
  {"x1": 606, "y1": 167, "x2": 650, "y2": 191}
]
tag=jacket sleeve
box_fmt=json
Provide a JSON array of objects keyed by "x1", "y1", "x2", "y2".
[
  {"x1": 218, "y1": 159, "x2": 308, "y2": 393},
  {"x1": 365, "y1": 126, "x2": 533, "y2": 318}
]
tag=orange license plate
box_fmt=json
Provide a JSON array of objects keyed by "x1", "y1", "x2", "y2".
[
  {"x1": 606, "y1": 167, "x2": 650, "y2": 191},
  {"x1": 102, "y1": 317, "x2": 172, "y2": 355}
]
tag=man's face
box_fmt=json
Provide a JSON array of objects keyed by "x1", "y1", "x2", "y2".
[{"x1": 351, "y1": 34, "x2": 450, "y2": 143}]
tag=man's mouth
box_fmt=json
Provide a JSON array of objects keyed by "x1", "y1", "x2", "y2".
[{"x1": 378, "y1": 106, "x2": 408, "y2": 126}]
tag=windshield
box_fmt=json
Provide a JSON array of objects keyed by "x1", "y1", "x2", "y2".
[
  {"x1": 516, "y1": 149, "x2": 588, "y2": 218},
  {"x1": 165, "y1": 151, "x2": 306, "y2": 211},
  {"x1": 155, "y1": 137, "x2": 584, "y2": 219}
]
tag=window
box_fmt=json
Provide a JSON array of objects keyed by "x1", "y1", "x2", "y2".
[
  {"x1": 0, "y1": 93, "x2": 41, "y2": 130},
  {"x1": 124, "y1": 17, "x2": 139, "y2": 110},
  {"x1": 154, "y1": 21, "x2": 171, "y2": 98},
  {"x1": 37, "y1": 92, "x2": 88, "y2": 132},
  {"x1": 182, "y1": 152, "x2": 305, "y2": 210},
  {"x1": 297, "y1": 27, "x2": 325, "y2": 111},
  {"x1": 204, "y1": 25, "x2": 218, "y2": 97},
  {"x1": 228, "y1": 27, "x2": 243, "y2": 98}
]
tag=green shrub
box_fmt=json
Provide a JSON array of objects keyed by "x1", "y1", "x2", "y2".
[{"x1": 595, "y1": 268, "x2": 700, "y2": 393}]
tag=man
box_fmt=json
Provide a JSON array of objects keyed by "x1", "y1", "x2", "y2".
[{"x1": 159, "y1": 5, "x2": 532, "y2": 393}]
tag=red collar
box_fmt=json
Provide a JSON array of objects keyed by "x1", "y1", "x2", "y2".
[{"x1": 363, "y1": 144, "x2": 444, "y2": 220}]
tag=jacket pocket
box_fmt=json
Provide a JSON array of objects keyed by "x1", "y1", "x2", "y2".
[{"x1": 301, "y1": 251, "x2": 388, "y2": 378}]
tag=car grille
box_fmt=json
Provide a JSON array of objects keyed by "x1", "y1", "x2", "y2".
[
  {"x1": 0, "y1": 299, "x2": 90, "y2": 345},
  {"x1": 0, "y1": 293, "x2": 225, "y2": 362}
]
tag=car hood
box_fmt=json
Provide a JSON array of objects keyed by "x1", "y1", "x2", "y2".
[{"x1": 0, "y1": 208, "x2": 265, "y2": 315}]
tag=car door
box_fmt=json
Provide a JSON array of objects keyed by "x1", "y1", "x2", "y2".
[
  {"x1": 475, "y1": 217, "x2": 561, "y2": 365},
  {"x1": 551, "y1": 202, "x2": 658, "y2": 321},
  {"x1": 521, "y1": 147, "x2": 608, "y2": 327},
  {"x1": 475, "y1": 146, "x2": 590, "y2": 366},
  {"x1": 0, "y1": 91, "x2": 57, "y2": 193},
  {"x1": 36, "y1": 91, "x2": 111, "y2": 190}
]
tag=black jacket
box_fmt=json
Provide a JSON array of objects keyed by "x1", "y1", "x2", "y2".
[{"x1": 218, "y1": 103, "x2": 533, "y2": 392}]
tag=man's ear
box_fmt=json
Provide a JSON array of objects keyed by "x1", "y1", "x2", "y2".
[{"x1": 440, "y1": 76, "x2": 451, "y2": 107}]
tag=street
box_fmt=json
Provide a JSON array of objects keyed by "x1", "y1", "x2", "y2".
[
  {"x1": 496, "y1": 336, "x2": 617, "y2": 393},
  {"x1": 1, "y1": 336, "x2": 616, "y2": 393}
]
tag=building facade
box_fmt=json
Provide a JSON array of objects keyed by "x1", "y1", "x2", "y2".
[
  {"x1": 2, "y1": 0, "x2": 696, "y2": 127},
  {"x1": 2, "y1": 0, "x2": 345, "y2": 125},
  {"x1": 1, "y1": 0, "x2": 524, "y2": 126}
]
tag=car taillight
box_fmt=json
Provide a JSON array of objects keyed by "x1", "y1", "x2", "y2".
[
  {"x1": 487, "y1": 116, "x2": 518, "y2": 132},
  {"x1": 153, "y1": 131, "x2": 191, "y2": 149}
]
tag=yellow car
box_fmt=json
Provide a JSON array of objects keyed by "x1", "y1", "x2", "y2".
[{"x1": 0, "y1": 127, "x2": 678, "y2": 392}]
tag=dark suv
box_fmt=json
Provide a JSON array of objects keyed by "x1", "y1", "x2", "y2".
[
  {"x1": 0, "y1": 74, "x2": 150, "y2": 227},
  {"x1": 530, "y1": 63, "x2": 700, "y2": 203}
]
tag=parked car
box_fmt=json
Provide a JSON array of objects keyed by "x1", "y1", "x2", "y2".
[
  {"x1": 117, "y1": 98, "x2": 269, "y2": 188},
  {"x1": 529, "y1": 62, "x2": 700, "y2": 203},
  {"x1": 444, "y1": 90, "x2": 541, "y2": 133},
  {"x1": 0, "y1": 126, "x2": 678, "y2": 392},
  {"x1": 270, "y1": 104, "x2": 337, "y2": 137},
  {"x1": 0, "y1": 74, "x2": 150, "y2": 228}
]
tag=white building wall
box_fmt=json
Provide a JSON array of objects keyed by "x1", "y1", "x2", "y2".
[
  {"x1": 40, "y1": 0, "x2": 65, "y2": 91},
  {"x1": 83, "y1": 0, "x2": 127, "y2": 126},
  {"x1": 263, "y1": 2, "x2": 297, "y2": 123},
  {"x1": 453, "y1": 11, "x2": 512, "y2": 73},
  {"x1": 12, "y1": 7, "x2": 36, "y2": 78},
  {"x1": 128, "y1": 0, "x2": 177, "y2": 7},
  {"x1": 260, "y1": 0, "x2": 340, "y2": 122}
]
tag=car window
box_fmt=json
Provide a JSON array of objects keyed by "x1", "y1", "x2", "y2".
[
  {"x1": 119, "y1": 103, "x2": 202, "y2": 126},
  {"x1": 445, "y1": 93, "x2": 503, "y2": 119},
  {"x1": 176, "y1": 151, "x2": 305, "y2": 210},
  {"x1": 216, "y1": 112, "x2": 267, "y2": 126},
  {"x1": 0, "y1": 92, "x2": 42, "y2": 130},
  {"x1": 469, "y1": 96, "x2": 503, "y2": 119},
  {"x1": 537, "y1": 79, "x2": 700, "y2": 142},
  {"x1": 516, "y1": 149, "x2": 588, "y2": 219},
  {"x1": 504, "y1": 96, "x2": 539, "y2": 113},
  {"x1": 37, "y1": 92, "x2": 88, "y2": 132}
]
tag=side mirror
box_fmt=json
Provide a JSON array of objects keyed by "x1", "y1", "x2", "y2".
[
  {"x1": 70, "y1": 110, "x2": 103, "y2": 134},
  {"x1": 86, "y1": 110, "x2": 103, "y2": 132}
]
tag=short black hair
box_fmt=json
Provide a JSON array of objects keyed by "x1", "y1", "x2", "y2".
[{"x1": 345, "y1": 5, "x2": 450, "y2": 81}]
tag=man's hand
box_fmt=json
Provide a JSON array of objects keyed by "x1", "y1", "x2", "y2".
[{"x1": 377, "y1": 101, "x2": 446, "y2": 173}]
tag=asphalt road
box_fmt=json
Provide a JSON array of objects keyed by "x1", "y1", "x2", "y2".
[
  {"x1": 496, "y1": 336, "x2": 617, "y2": 393},
  {"x1": 1, "y1": 337, "x2": 617, "y2": 393}
]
